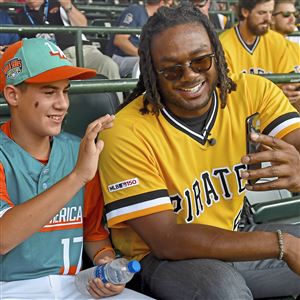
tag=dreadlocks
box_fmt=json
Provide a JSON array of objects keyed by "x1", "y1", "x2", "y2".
[{"x1": 123, "y1": 3, "x2": 236, "y2": 115}]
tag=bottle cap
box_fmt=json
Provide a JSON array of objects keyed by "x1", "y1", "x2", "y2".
[{"x1": 127, "y1": 260, "x2": 141, "y2": 273}]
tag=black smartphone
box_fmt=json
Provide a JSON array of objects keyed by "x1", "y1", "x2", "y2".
[{"x1": 246, "y1": 113, "x2": 261, "y2": 185}]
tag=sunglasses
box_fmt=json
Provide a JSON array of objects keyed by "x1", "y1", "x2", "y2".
[
  {"x1": 157, "y1": 53, "x2": 215, "y2": 81},
  {"x1": 272, "y1": 11, "x2": 299, "y2": 18}
]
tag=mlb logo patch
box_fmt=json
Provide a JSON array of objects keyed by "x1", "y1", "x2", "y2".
[
  {"x1": 3, "y1": 58, "x2": 22, "y2": 80},
  {"x1": 108, "y1": 178, "x2": 139, "y2": 192}
]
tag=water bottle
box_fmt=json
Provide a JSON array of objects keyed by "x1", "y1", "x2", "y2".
[{"x1": 75, "y1": 258, "x2": 141, "y2": 296}]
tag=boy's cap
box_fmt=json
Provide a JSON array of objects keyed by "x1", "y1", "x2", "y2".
[{"x1": 0, "y1": 38, "x2": 97, "y2": 91}]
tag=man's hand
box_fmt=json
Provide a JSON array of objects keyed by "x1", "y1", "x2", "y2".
[
  {"x1": 87, "y1": 256, "x2": 125, "y2": 299},
  {"x1": 241, "y1": 132, "x2": 300, "y2": 192},
  {"x1": 281, "y1": 83, "x2": 300, "y2": 106},
  {"x1": 72, "y1": 114, "x2": 115, "y2": 185}
]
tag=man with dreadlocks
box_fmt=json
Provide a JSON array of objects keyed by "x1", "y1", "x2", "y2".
[{"x1": 98, "y1": 3, "x2": 300, "y2": 299}]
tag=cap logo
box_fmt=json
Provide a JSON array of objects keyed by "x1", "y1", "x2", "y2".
[
  {"x1": 3, "y1": 58, "x2": 23, "y2": 80},
  {"x1": 45, "y1": 41, "x2": 67, "y2": 59}
]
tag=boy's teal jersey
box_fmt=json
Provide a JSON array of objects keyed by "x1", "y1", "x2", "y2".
[{"x1": 0, "y1": 130, "x2": 107, "y2": 281}]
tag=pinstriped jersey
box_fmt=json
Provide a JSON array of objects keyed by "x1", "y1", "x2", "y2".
[
  {"x1": 219, "y1": 26, "x2": 295, "y2": 74},
  {"x1": 0, "y1": 127, "x2": 108, "y2": 281},
  {"x1": 99, "y1": 74, "x2": 300, "y2": 261}
]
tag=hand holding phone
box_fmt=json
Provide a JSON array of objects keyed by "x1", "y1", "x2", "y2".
[{"x1": 246, "y1": 113, "x2": 262, "y2": 185}]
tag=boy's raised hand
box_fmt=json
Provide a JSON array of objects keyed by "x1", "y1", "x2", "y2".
[{"x1": 73, "y1": 114, "x2": 115, "y2": 185}]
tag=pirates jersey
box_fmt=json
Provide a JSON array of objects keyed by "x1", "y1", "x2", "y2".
[
  {"x1": 99, "y1": 73, "x2": 300, "y2": 261},
  {"x1": 286, "y1": 39, "x2": 300, "y2": 73},
  {"x1": 219, "y1": 26, "x2": 294, "y2": 74}
]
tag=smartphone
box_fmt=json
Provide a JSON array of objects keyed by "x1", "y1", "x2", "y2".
[{"x1": 246, "y1": 113, "x2": 261, "y2": 185}]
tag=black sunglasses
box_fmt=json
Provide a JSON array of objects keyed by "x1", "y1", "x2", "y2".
[
  {"x1": 272, "y1": 11, "x2": 299, "y2": 18},
  {"x1": 157, "y1": 53, "x2": 215, "y2": 81}
]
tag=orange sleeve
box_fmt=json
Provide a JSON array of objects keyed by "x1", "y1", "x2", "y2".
[
  {"x1": 0, "y1": 163, "x2": 14, "y2": 208},
  {"x1": 83, "y1": 172, "x2": 109, "y2": 242}
]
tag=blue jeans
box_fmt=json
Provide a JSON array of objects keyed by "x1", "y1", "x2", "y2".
[{"x1": 136, "y1": 223, "x2": 300, "y2": 300}]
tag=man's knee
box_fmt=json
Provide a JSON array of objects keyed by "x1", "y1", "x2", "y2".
[{"x1": 141, "y1": 257, "x2": 252, "y2": 300}]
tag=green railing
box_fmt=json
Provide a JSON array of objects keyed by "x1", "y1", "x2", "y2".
[
  {"x1": 0, "y1": 2, "x2": 126, "y2": 13},
  {"x1": 0, "y1": 25, "x2": 141, "y2": 67},
  {"x1": 0, "y1": 74, "x2": 299, "y2": 96},
  {"x1": 261, "y1": 73, "x2": 300, "y2": 84},
  {"x1": 70, "y1": 78, "x2": 137, "y2": 93},
  {"x1": 1, "y1": 22, "x2": 299, "y2": 65},
  {"x1": 68, "y1": 73, "x2": 300, "y2": 93}
]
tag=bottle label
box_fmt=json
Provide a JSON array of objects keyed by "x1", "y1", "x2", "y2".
[{"x1": 95, "y1": 265, "x2": 109, "y2": 283}]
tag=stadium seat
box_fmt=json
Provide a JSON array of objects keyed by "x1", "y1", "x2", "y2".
[
  {"x1": 250, "y1": 194, "x2": 300, "y2": 224},
  {"x1": 63, "y1": 90, "x2": 119, "y2": 138},
  {"x1": 244, "y1": 163, "x2": 300, "y2": 225}
]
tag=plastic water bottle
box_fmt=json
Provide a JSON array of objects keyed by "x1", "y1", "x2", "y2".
[{"x1": 75, "y1": 258, "x2": 141, "y2": 296}]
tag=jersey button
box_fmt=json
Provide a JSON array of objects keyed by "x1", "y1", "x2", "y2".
[
  {"x1": 43, "y1": 168, "x2": 49, "y2": 175},
  {"x1": 42, "y1": 182, "x2": 48, "y2": 190}
]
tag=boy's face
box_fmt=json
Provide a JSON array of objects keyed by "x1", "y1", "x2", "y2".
[{"x1": 14, "y1": 80, "x2": 70, "y2": 139}]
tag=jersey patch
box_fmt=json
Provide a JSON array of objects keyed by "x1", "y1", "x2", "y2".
[
  {"x1": 123, "y1": 13, "x2": 134, "y2": 25},
  {"x1": 108, "y1": 178, "x2": 139, "y2": 192}
]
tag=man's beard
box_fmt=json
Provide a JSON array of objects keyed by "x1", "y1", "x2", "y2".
[{"x1": 247, "y1": 20, "x2": 270, "y2": 36}]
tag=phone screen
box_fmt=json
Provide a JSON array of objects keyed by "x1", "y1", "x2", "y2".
[{"x1": 246, "y1": 113, "x2": 261, "y2": 185}]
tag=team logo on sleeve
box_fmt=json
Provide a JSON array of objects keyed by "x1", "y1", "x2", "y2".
[
  {"x1": 123, "y1": 13, "x2": 133, "y2": 25},
  {"x1": 108, "y1": 178, "x2": 139, "y2": 192}
]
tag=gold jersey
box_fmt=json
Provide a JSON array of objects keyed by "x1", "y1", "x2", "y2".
[
  {"x1": 99, "y1": 74, "x2": 300, "y2": 261},
  {"x1": 219, "y1": 27, "x2": 295, "y2": 74},
  {"x1": 286, "y1": 39, "x2": 300, "y2": 73}
]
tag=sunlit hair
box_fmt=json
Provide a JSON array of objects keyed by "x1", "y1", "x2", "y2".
[
  {"x1": 121, "y1": 3, "x2": 236, "y2": 115},
  {"x1": 237, "y1": 0, "x2": 273, "y2": 21},
  {"x1": 274, "y1": 0, "x2": 295, "y2": 9}
]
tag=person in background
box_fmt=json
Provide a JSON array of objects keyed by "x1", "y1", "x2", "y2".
[
  {"x1": 0, "y1": 0, "x2": 19, "y2": 56},
  {"x1": 219, "y1": 0, "x2": 300, "y2": 111},
  {"x1": 0, "y1": 38, "x2": 149, "y2": 299},
  {"x1": 271, "y1": 0, "x2": 300, "y2": 110},
  {"x1": 191, "y1": 0, "x2": 232, "y2": 30},
  {"x1": 13, "y1": 0, "x2": 123, "y2": 102},
  {"x1": 106, "y1": 0, "x2": 169, "y2": 78},
  {"x1": 271, "y1": 0, "x2": 300, "y2": 45},
  {"x1": 99, "y1": 4, "x2": 300, "y2": 300}
]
